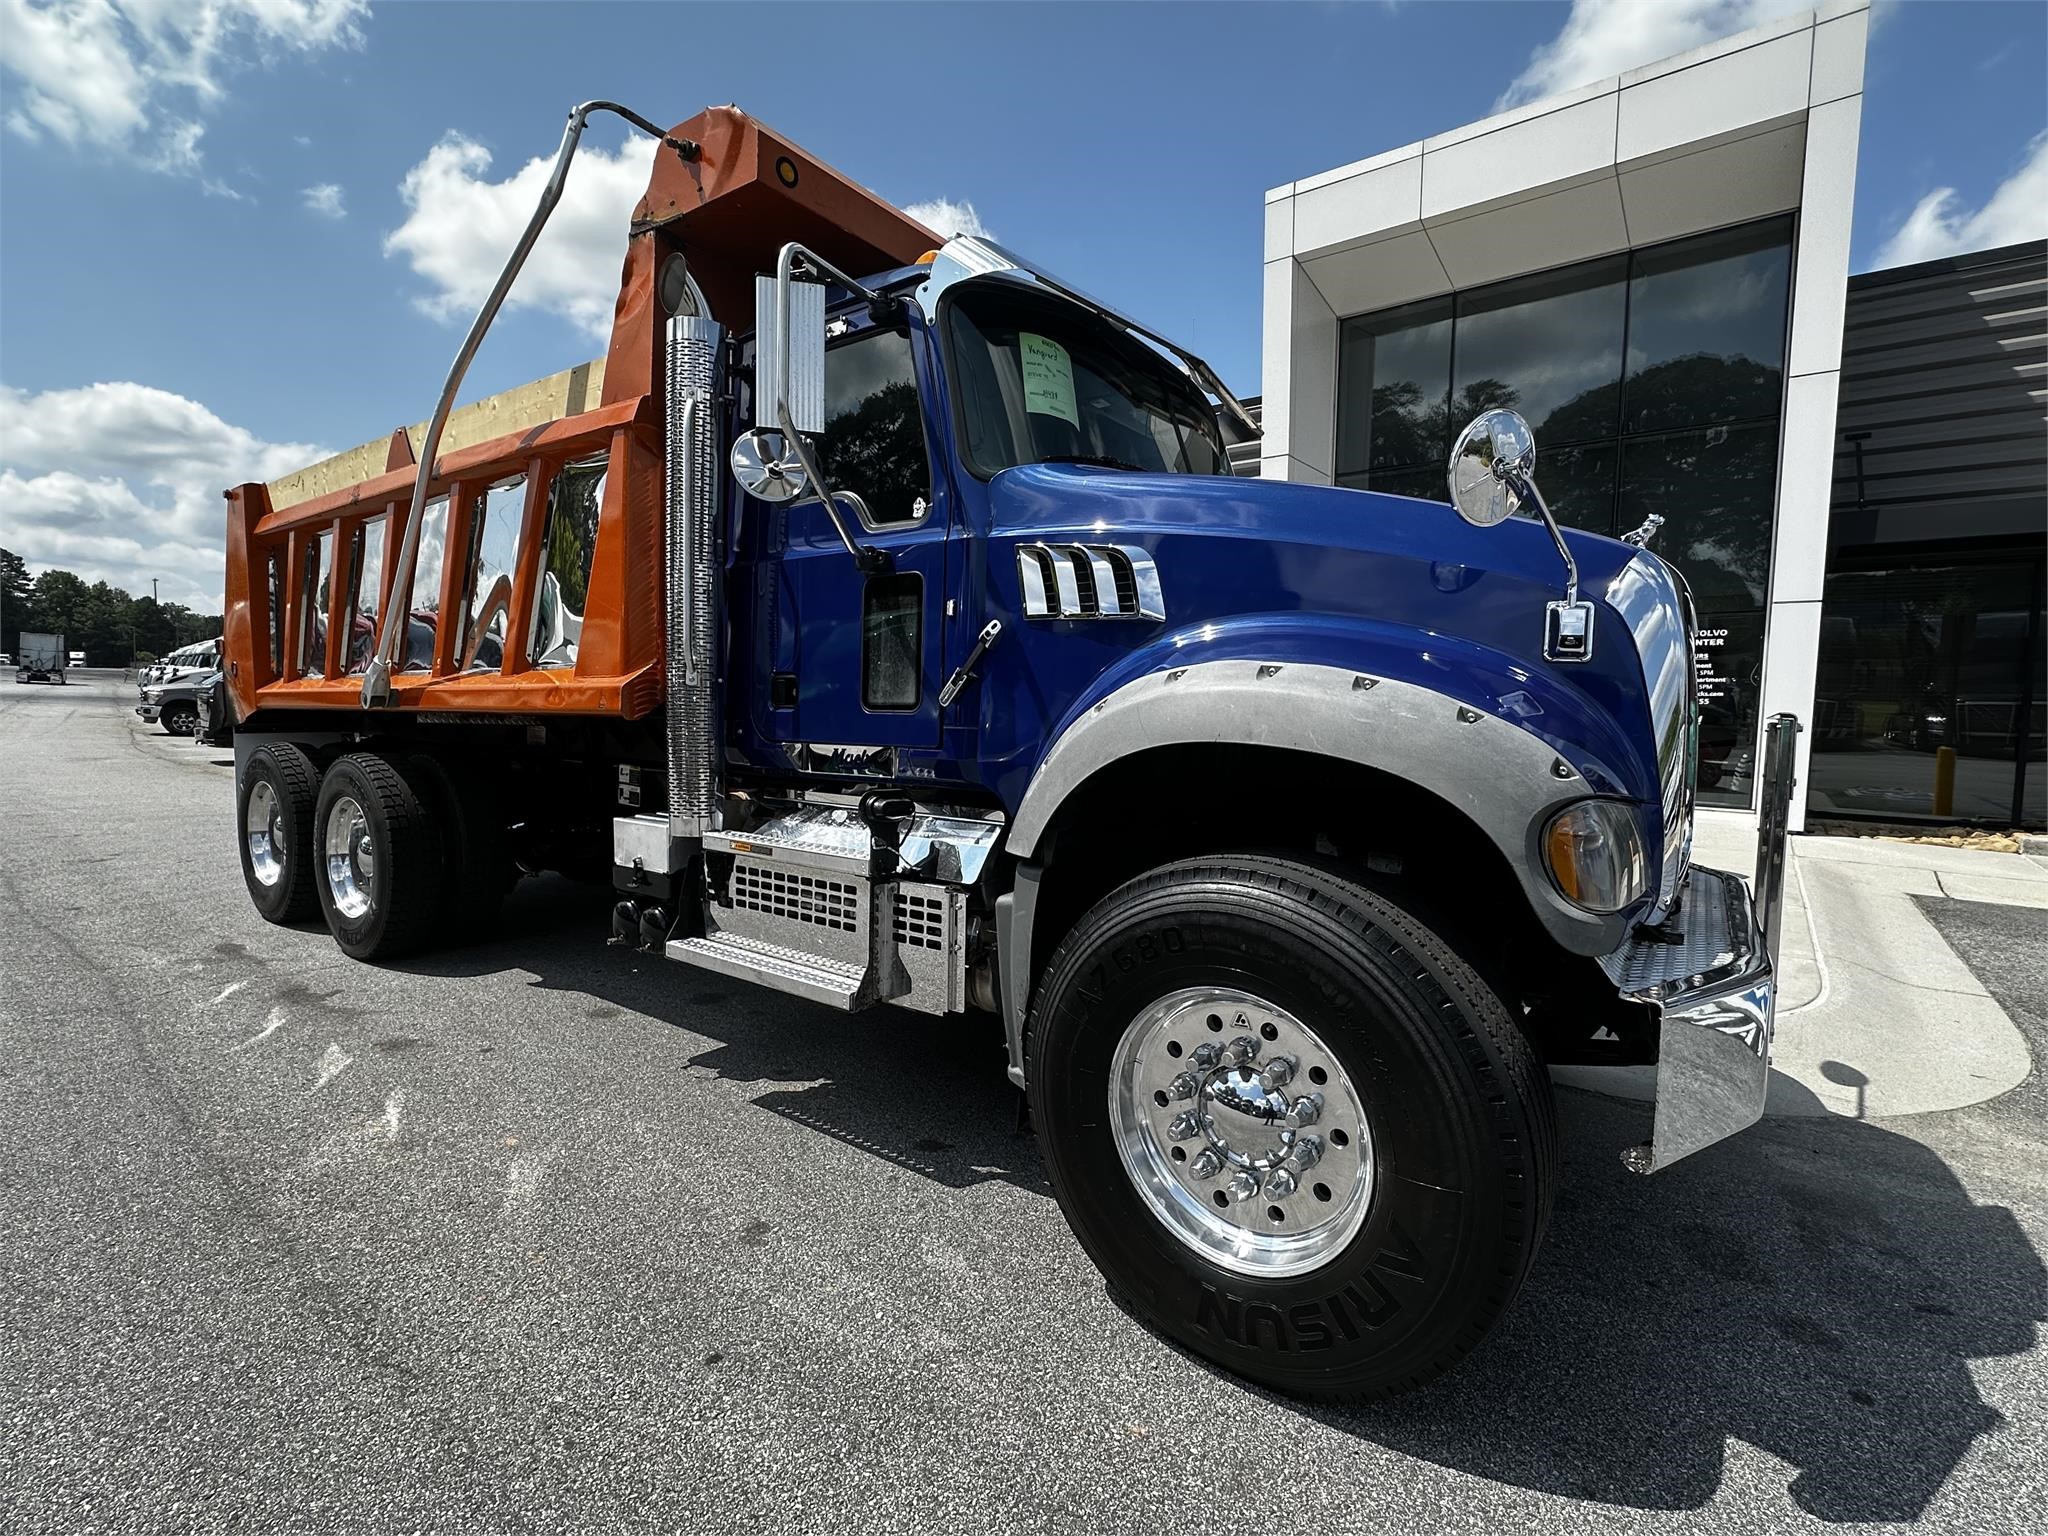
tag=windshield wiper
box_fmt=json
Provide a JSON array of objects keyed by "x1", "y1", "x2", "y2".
[{"x1": 1040, "y1": 453, "x2": 1144, "y2": 472}]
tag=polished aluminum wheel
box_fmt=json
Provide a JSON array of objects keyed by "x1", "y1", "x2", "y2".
[
  {"x1": 322, "y1": 794, "x2": 375, "y2": 921},
  {"x1": 245, "y1": 780, "x2": 286, "y2": 889},
  {"x1": 1109, "y1": 987, "x2": 1375, "y2": 1277}
]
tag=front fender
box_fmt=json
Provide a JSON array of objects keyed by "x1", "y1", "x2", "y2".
[{"x1": 1007, "y1": 615, "x2": 1654, "y2": 957}]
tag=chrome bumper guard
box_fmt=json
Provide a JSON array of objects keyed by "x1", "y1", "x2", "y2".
[{"x1": 1602, "y1": 713, "x2": 1801, "y2": 1174}]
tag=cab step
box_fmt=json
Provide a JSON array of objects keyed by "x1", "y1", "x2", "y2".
[{"x1": 666, "y1": 931, "x2": 870, "y2": 1010}]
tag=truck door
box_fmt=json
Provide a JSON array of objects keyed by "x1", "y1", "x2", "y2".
[{"x1": 765, "y1": 316, "x2": 949, "y2": 753}]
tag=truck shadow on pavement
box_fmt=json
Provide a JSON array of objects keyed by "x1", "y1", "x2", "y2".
[
  {"x1": 402, "y1": 877, "x2": 1049, "y2": 1197},
  {"x1": 409, "y1": 879, "x2": 2044, "y2": 1522},
  {"x1": 1318, "y1": 1078, "x2": 2047, "y2": 1524}
]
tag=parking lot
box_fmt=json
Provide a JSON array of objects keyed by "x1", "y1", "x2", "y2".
[{"x1": 4, "y1": 673, "x2": 2045, "y2": 1533}]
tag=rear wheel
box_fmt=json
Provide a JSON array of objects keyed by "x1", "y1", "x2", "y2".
[
  {"x1": 238, "y1": 743, "x2": 320, "y2": 924},
  {"x1": 1028, "y1": 853, "x2": 1556, "y2": 1402},
  {"x1": 314, "y1": 752, "x2": 446, "y2": 961}
]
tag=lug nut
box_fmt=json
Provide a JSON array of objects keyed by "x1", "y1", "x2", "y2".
[
  {"x1": 1289, "y1": 1133, "x2": 1325, "y2": 1170},
  {"x1": 1258, "y1": 1055, "x2": 1298, "y2": 1091},
  {"x1": 1189, "y1": 1148, "x2": 1223, "y2": 1180},
  {"x1": 1167, "y1": 1111, "x2": 1202, "y2": 1142},
  {"x1": 1190, "y1": 1041, "x2": 1223, "y2": 1068},
  {"x1": 1266, "y1": 1167, "x2": 1298, "y2": 1199},
  {"x1": 1168, "y1": 1071, "x2": 1200, "y2": 1101},
  {"x1": 1227, "y1": 1035, "x2": 1260, "y2": 1067},
  {"x1": 1227, "y1": 1169, "x2": 1262, "y2": 1203},
  {"x1": 1287, "y1": 1092, "x2": 1323, "y2": 1127}
]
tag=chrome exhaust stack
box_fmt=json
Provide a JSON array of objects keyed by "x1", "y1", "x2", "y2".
[
  {"x1": 666, "y1": 309, "x2": 724, "y2": 841},
  {"x1": 612, "y1": 276, "x2": 720, "y2": 937}
]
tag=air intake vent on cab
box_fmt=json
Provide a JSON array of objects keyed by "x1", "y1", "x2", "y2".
[{"x1": 1015, "y1": 543, "x2": 1164, "y2": 621}]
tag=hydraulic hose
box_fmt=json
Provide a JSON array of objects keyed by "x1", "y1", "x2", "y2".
[{"x1": 360, "y1": 101, "x2": 696, "y2": 707}]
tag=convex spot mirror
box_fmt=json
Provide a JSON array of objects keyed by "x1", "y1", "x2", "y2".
[
  {"x1": 1447, "y1": 408, "x2": 1536, "y2": 529},
  {"x1": 730, "y1": 428, "x2": 809, "y2": 504}
]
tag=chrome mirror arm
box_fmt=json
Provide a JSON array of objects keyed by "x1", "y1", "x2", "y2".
[
  {"x1": 1504, "y1": 468, "x2": 1579, "y2": 608},
  {"x1": 771, "y1": 241, "x2": 889, "y2": 574},
  {"x1": 361, "y1": 101, "x2": 697, "y2": 708}
]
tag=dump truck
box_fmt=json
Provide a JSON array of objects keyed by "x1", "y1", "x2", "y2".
[
  {"x1": 15, "y1": 632, "x2": 67, "y2": 684},
  {"x1": 220, "y1": 103, "x2": 1798, "y2": 1401}
]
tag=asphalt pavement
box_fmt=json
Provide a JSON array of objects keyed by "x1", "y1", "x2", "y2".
[{"x1": 3, "y1": 673, "x2": 2045, "y2": 1533}]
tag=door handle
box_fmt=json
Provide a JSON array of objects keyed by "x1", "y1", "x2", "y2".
[{"x1": 938, "y1": 619, "x2": 1003, "y2": 709}]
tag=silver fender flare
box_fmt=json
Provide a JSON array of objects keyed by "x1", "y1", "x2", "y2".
[{"x1": 1007, "y1": 658, "x2": 1627, "y2": 958}]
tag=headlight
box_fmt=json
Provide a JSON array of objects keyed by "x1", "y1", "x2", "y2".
[
  {"x1": 1543, "y1": 801, "x2": 1648, "y2": 914},
  {"x1": 142, "y1": 688, "x2": 162, "y2": 702}
]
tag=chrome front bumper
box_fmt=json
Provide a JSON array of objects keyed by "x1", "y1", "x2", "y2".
[
  {"x1": 135, "y1": 704, "x2": 160, "y2": 722},
  {"x1": 1602, "y1": 713, "x2": 1801, "y2": 1173}
]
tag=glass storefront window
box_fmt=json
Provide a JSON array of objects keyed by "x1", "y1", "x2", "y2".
[
  {"x1": 1810, "y1": 557, "x2": 2045, "y2": 826},
  {"x1": 1452, "y1": 256, "x2": 1626, "y2": 448},
  {"x1": 1618, "y1": 422, "x2": 1778, "y2": 612},
  {"x1": 1337, "y1": 217, "x2": 1795, "y2": 803},
  {"x1": 1336, "y1": 297, "x2": 1452, "y2": 476},
  {"x1": 1624, "y1": 218, "x2": 1792, "y2": 435}
]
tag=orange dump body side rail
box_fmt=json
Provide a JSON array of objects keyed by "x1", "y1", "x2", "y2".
[{"x1": 221, "y1": 106, "x2": 937, "y2": 725}]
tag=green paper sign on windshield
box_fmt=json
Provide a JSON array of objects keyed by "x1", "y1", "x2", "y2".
[{"x1": 1020, "y1": 332, "x2": 1078, "y2": 427}]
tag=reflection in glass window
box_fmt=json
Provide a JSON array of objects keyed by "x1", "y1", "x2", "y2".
[
  {"x1": 299, "y1": 527, "x2": 333, "y2": 679},
  {"x1": 266, "y1": 552, "x2": 284, "y2": 675},
  {"x1": 463, "y1": 477, "x2": 526, "y2": 671},
  {"x1": 1536, "y1": 442, "x2": 1620, "y2": 535},
  {"x1": 1337, "y1": 297, "x2": 1451, "y2": 476},
  {"x1": 532, "y1": 458, "x2": 605, "y2": 668},
  {"x1": 1453, "y1": 257, "x2": 1625, "y2": 447},
  {"x1": 1619, "y1": 423, "x2": 1778, "y2": 612},
  {"x1": 818, "y1": 329, "x2": 928, "y2": 525},
  {"x1": 1334, "y1": 215, "x2": 1799, "y2": 804},
  {"x1": 945, "y1": 288, "x2": 1225, "y2": 479},
  {"x1": 398, "y1": 495, "x2": 450, "y2": 673},
  {"x1": 862, "y1": 573, "x2": 922, "y2": 710},
  {"x1": 1624, "y1": 218, "x2": 1791, "y2": 435},
  {"x1": 345, "y1": 517, "x2": 385, "y2": 674},
  {"x1": 1810, "y1": 559, "x2": 2044, "y2": 825}
]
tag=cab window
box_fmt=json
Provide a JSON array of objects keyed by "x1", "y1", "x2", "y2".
[{"x1": 816, "y1": 327, "x2": 928, "y2": 526}]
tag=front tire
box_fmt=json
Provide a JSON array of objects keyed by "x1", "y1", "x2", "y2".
[
  {"x1": 314, "y1": 752, "x2": 446, "y2": 961},
  {"x1": 1028, "y1": 854, "x2": 1556, "y2": 1402},
  {"x1": 160, "y1": 702, "x2": 196, "y2": 736}
]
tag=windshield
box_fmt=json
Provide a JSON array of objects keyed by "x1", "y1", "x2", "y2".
[{"x1": 944, "y1": 286, "x2": 1224, "y2": 479}]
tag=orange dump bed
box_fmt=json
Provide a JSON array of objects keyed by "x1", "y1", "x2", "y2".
[{"x1": 221, "y1": 106, "x2": 938, "y2": 724}]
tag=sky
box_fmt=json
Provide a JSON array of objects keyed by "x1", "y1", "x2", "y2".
[{"x1": 1, "y1": 0, "x2": 2043, "y2": 611}]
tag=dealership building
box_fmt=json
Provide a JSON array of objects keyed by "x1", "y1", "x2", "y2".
[{"x1": 1258, "y1": 1, "x2": 2044, "y2": 831}]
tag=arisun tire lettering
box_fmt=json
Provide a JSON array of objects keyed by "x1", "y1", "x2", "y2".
[{"x1": 1028, "y1": 853, "x2": 1556, "y2": 1402}]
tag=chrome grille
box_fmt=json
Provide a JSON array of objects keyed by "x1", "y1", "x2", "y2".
[{"x1": 1605, "y1": 553, "x2": 1695, "y2": 915}]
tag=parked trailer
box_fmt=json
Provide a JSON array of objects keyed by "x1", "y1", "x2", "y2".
[
  {"x1": 15, "y1": 633, "x2": 67, "y2": 685},
  {"x1": 221, "y1": 104, "x2": 1797, "y2": 1401}
]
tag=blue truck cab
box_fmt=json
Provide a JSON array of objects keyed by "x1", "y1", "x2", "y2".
[
  {"x1": 641, "y1": 235, "x2": 1798, "y2": 1396},
  {"x1": 227, "y1": 110, "x2": 1798, "y2": 1401}
]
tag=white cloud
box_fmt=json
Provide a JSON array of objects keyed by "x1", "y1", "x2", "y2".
[
  {"x1": 1873, "y1": 132, "x2": 2048, "y2": 269},
  {"x1": 0, "y1": 380, "x2": 325, "y2": 610},
  {"x1": 1497, "y1": 0, "x2": 1813, "y2": 109},
  {"x1": 301, "y1": 180, "x2": 345, "y2": 218},
  {"x1": 0, "y1": 0, "x2": 365, "y2": 178},
  {"x1": 383, "y1": 131, "x2": 656, "y2": 341},
  {"x1": 901, "y1": 197, "x2": 992, "y2": 242}
]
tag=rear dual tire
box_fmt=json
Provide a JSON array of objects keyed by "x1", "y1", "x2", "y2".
[
  {"x1": 1028, "y1": 853, "x2": 1556, "y2": 1403},
  {"x1": 313, "y1": 752, "x2": 446, "y2": 962}
]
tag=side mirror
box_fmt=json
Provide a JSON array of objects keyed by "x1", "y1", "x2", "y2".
[
  {"x1": 1446, "y1": 406, "x2": 1595, "y2": 664},
  {"x1": 1446, "y1": 408, "x2": 1535, "y2": 529},
  {"x1": 754, "y1": 273, "x2": 825, "y2": 438},
  {"x1": 730, "y1": 428, "x2": 810, "y2": 504}
]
